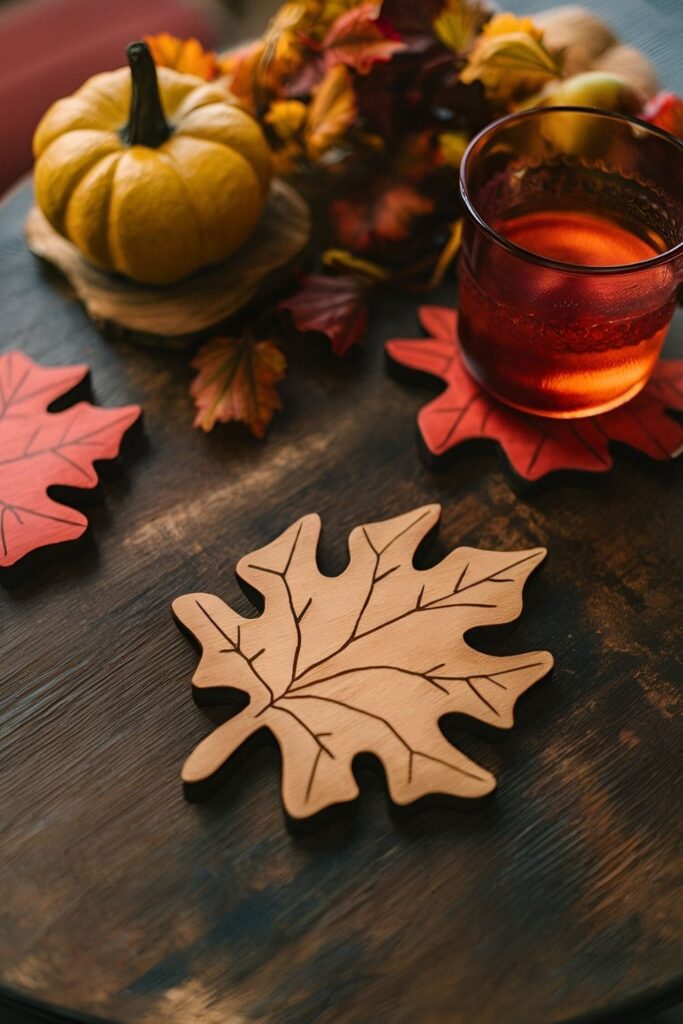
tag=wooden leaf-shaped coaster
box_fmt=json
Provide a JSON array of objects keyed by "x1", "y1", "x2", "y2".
[
  {"x1": 0, "y1": 350, "x2": 141, "y2": 567},
  {"x1": 173, "y1": 504, "x2": 553, "y2": 821},
  {"x1": 386, "y1": 306, "x2": 683, "y2": 481}
]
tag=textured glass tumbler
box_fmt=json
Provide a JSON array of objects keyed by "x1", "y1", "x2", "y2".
[{"x1": 458, "y1": 107, "x2": 683, "y2": 418}]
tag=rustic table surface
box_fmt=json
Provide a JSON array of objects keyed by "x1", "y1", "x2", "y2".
[
  {"x1": 1, "y1": 173, "x2": 681, "y2": 1024},
  {"x1": 1, "y1": 2, "x2": 683, "y2": 1020}
]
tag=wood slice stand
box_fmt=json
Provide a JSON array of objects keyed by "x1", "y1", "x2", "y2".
[{"x1": 25, "y1": 179, "x2": 311, "y2": 346}]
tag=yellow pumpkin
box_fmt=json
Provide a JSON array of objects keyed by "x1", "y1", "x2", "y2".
[{"x1": 33, "y1": 42, "x2": 272, "y2": 285}]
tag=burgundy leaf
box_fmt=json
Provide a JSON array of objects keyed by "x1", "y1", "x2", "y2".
[{"x1": 280, "y1": 274, "x2": 371, "y2": 356}]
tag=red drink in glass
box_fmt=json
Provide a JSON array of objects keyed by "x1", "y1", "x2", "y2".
[{"x1": 458, "y1": 108, "x2": 683, "y2": 418}]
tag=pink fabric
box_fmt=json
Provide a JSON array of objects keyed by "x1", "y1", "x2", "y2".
[{"x1": 0, "y1": 0, "x2": 220, "y2": 196}]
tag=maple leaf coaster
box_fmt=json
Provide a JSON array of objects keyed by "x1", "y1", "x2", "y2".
[
  {"x1": 386, "y1": 306, "x2": 683, "y2": 482},
  {"x1": 173, "y1": 505, "x2": 553, "y2": 821},
  {"x1": 0, "y1": 350, "x2": 141, "y2": 568}
]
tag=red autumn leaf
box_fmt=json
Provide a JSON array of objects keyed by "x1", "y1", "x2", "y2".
[
  {"x1": 642, "y1": 92, "x2": 683, "y2": 138},
  {"x1": 386, "y1": 306, "x2": 683, "y2": 481},
  {"x1": 331, "y1": 184, "x2": 435, "y2": 252},
  {"x1": 190, "y1": 334, "x2": 286, "y2": 438},
  {"x1": 280, "y1": 274, "x2": 372, "y2": 356},
  {"x1": 321, "y1": 2, "x2": 406, "y2": 75},
  {"x1": 0, "y1": 351, "x2": 141, "y2": 567}
]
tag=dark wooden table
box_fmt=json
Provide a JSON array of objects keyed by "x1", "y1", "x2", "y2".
[
  {"x1": 2, "y1": 0, "x2": 683, "y2": 1013},
  {"x1": 1, "y1": 167, "x2": 682, "y2": 1023}
]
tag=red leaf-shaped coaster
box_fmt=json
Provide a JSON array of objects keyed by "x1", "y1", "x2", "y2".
[
  {"x1": 0, "y1": 351, "x2": 141, "y2": 567},
  {"x1": 386, "y1": 306, "x2": 683, "y2": 481}
]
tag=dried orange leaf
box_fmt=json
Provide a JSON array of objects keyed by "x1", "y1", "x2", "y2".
[
  {"x1": 219, "y1": 41, "x2": 258, "y2": 80},
  {"x1": 227, "y1": 5, "x2": 307, "y2": 109},
  {"x1": 305, "y1": 65, "x2": 357, "y2": 159},
  {"x1": 191, "y1": 334, "x2": 286, "y2": 437},
  {"x1": 395, "y1": 130, "x2": 438, "y2": 183},
  {"x1": 374, "y1": 185, "x2": 434, "y2": 240},
  {"x1": 226, "y1": 42, "x2": 268, "y2": 108},
  {"x1": 145, "y1": 33, "x2": 220, "y2": 80},
  {"x1": 331, "y1": 184, "x2": 434, "y2": 251}
]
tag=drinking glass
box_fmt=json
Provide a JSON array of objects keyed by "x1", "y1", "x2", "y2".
[{"x1": 458, "y1": 107, "x2": 683, "y2": 418}]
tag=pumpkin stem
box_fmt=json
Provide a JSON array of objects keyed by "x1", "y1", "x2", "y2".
[{"x1": 122, "y1": 41, "x2": 171, "y2": 148}]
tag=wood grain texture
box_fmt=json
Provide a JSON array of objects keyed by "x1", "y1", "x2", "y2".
[
  {"x1": 173, "y1": 505, "x2": 553, "y2": 815},
  {"x1": 0, "y1": 174, "x2": 681, "y2": 1024},
  {"x1": 24, "y1": 180, "x2": 310, "y2": 343}
]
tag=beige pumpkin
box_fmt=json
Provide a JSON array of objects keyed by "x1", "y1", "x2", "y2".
[{"x1": 535, "y1": 5, "x2": 659, "y2": 102}]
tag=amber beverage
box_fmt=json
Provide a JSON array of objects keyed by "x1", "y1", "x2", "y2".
[{"x1": 458, "y1": 108, "x2": 683, "y2": 418}]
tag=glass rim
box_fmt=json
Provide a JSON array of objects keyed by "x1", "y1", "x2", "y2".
[{"x1": 459, "y1": 105, "x2": 683, "y2": 276}]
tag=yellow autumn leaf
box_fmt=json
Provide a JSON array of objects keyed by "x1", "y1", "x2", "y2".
[
  {"x1": 265, "y1": 99, "x2": 309, "y2": 141},
  {"x1": 322, "y1": 248, "x2": 391, "y2": 281},
  {"x1": 324, "y1": 0, "x2": 367, "y2": 16},
  {"x1": 481, "y1": 12, "x2": 544, "y2": 41},
  {"x1": 264, "y1": 98, "x2": 308, "y2": 177},
  {"x1": 429, "y1": 219, "x2": 463, "y2": 287},
  {"x1": 433, "y1": 0, "x2": 490, "y2": 55},
  {"x1": 305, "y1": 65, "x2": 357, "y2": 160},
  {"x1": 145, "y1": 32, "x2": 219, "y2": 80},
  {"x1": 461, "y1": 13, "x2": 562, "y2": 103},
  {"x1": 270, "y1": 27, "x2": 306, "y2": 80},
  {"x1": 437, "y1": 130, "x2": 470, "y2": 168}
]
